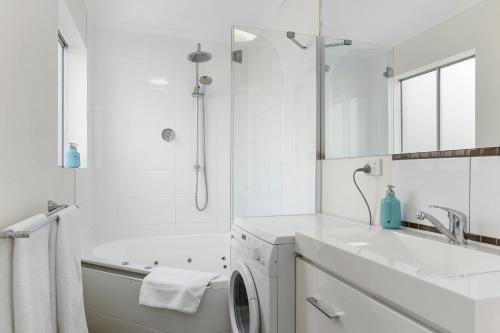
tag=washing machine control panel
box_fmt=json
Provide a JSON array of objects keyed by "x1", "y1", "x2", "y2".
[{"x1": 231, "y1": 225, "x2": 278, "y2": 276}]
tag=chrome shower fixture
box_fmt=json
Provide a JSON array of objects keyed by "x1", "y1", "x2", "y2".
[
  {"x1": 187, "y1": 43, "x2": 212, "y2": 63},
  {"x1": 188, "y1": 43, "x2": 212, "y2": 211},
  {"x1": 325, "y1": 39, "x2": 353, "y2": 48},
  {"x1": 199, "y1": 76, "x2": 213, "y2": 85},
  {"x1": 287, "y1": 31, "x2": 307, "y2": 49}
]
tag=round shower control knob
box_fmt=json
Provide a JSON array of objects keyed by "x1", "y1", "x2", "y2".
[
  {"x1": 161, "y1": 128, "x2": 175, "y2": 142},
  {"x1": 251, "y1": 247, "x2": 261, "y2": 261}
]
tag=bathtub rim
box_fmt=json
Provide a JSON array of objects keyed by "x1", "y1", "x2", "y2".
[
  {"x1": 81, "y1": 233, "x2": 230, "y2": 290},
  {"x1": 81, "y1": 259, "x2": 229, "y2": 290}
]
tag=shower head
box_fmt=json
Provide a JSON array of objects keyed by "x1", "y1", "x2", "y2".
[
  {"x1": 188, "y1": 43, "x2": 212, "y2": 63},
  {"x1": 199, "y1": 76, "x2": 213, "y2": 85}
]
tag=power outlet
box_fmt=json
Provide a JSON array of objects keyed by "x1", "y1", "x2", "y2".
[{"x1": 367, "y1": 159, "x2": 382, "y2": 176}]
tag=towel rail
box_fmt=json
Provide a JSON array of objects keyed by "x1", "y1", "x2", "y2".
[{"x1": 0, "y1": 200, "x2": 72, "y2": 239}]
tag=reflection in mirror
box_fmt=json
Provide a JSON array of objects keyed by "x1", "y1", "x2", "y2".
[
  {"x1": 322, "y1": 0, "x2": 500, "y2": 158},
  {"x1": 395, "y1": 56, "x2": 475, "y2": 153},
  {"x1": 323, "y1": 39, "x2": 393, "y2": 159}
]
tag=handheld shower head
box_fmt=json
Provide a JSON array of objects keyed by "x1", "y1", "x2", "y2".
[{"x1": 199, "y1": 76, "x2": 213, "y2": 85}]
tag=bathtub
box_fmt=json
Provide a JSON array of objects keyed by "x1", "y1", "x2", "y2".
[{"x1": 81, "y1": 233, "x2": 231, "y2": 333}]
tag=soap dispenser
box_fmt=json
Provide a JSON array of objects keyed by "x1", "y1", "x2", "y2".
[
  {"x1": 380, "y1": 185, "x2": 401, "y2": 229},
  {"x1": 63, "y1": 143, "x2": 81, "y2": 168}
]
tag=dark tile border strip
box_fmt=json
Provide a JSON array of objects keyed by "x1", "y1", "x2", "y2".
[
  {"x1": 401, "y1": 221, "x2": 500, "y2": 246},
  {"x1": 392, "y1": 147, "x2": 500, "y2": 161}
]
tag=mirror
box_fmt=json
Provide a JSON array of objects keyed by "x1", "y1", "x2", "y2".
[
  {"x1": 323, "y1": 38, "x2": 393, "y2": 159},
  {"x1": 321, "y1": 0, "x2": 500, "y2": 158}
]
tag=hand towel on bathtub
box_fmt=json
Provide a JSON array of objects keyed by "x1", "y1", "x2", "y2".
[
  {"x1": 5, "y1": 214, "x2": 57, "y2": 333},
  {"x1": 55, "y1": 205, "x2": 89, "y2": 333},
  {"x1": 139, "y1": 267, "x2": 219, "y2": 314}
]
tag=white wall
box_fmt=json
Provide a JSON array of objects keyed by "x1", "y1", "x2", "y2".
[
  {"x1": 83, "y1": 26, "x2": 230, "y2": 246},
  {"x1": 260, "y1": 0, "x2": 320, "y2": 36},
  {"x1": 322, "y1": 153, "x2": 500, "y2": 241},
  {"x1": 394, "y1": 0, "x2": 500, "y2": 148},
  {"x1": 0, "y1": 0, "x2": 87, "y2": 229},
  {"x1": 322, "y1": 156, "x2": 392, "y2": 225}
]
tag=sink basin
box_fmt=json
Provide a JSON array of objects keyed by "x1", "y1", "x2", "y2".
[
  {"x1": 328, "y1": 229, "x2": 500, "y2": 278},
  {"x1": 295, "y1": 218, "x2": 500, "y2": 333}
]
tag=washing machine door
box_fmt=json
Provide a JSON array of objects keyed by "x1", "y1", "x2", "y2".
[{"x1": 229, "y1": 261, "x2": 260, "y2": 333}]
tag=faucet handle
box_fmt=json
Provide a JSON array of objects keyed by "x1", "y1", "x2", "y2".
[{"x1": 429, "y1": 205, "x2": 467, "y2": 226}]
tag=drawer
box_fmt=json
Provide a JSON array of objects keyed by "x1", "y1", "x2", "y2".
[{"x1": 296, "y1": 258, "x2": 433, "y2": 333}]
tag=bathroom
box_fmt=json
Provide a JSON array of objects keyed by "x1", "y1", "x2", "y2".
[{"x1": 1, "y1": 0, "x2": 500, "y2": 332}]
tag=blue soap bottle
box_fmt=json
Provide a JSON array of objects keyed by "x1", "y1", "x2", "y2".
[
  {"x1": 63, "y1": 143, "x2": 81, "y2": 168},
  {"x1": 380, "y1": 185, "x2": 401, "y2": 229}
]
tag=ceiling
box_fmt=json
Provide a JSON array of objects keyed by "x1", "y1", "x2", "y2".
[
  {"x1": 85, "y1": 0, "x2": 485, "y2": 45},
  {"x1": 84, "y1": 0, "x2": 282, "y2": 41},
  {"x1": 323, "y1": 0, "x2": 485, "y2": 46}
]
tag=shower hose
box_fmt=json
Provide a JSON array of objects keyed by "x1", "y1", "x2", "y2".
[{"x1": 195, "y1": 94, "x2": 208, "y2": 211}]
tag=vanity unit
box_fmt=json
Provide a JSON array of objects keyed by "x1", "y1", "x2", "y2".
[
  {"x1": 295, "y1": 220, "x2": 500, "y2": 333},
  {"x1": 233, "y1": 214, "x2": 500, "y2": 332},
  {"x1": 296, "y1": 258, "x2": 431, "y2": 333}
]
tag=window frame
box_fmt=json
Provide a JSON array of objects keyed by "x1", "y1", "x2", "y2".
[
  {"x1": 58, "y1": 31, "x2": 68, "y2": 167},
  {"x1": 399, "y1": 55, "x2": 476, "y2": 153}
]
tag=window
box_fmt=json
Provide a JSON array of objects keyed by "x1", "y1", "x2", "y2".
[
  {"x1": 57, "y1": 32, "x2": 68, "y2": 166},
  {"x1": 400, "y1": 56, "x2": 475, "y2": 152}
]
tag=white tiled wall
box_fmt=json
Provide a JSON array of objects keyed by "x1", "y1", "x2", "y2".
[
  {"x1": 322, "y1": 156, "x2": 393, "y2": 225},
  {"x1": 83, "y1": 26, "x2": 230, "y2": 246},
  {"x1": 393, "y1": 158, "x2": 470, "y2": 227},
  {"x1": 470, "y1": 156, "x2": 500, "y2": 237},
  {"x1": 322, "y1": 154, "x2": 500, "y2": 240}
]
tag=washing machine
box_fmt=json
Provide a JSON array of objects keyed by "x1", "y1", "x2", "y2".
[{"x1": 228, "y1": 216, "x2": 310, "y2": 333}]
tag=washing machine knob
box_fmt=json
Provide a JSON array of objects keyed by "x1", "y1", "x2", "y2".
[{"x1": 251, "y1": 247, "x2": 261, "y2": 261}]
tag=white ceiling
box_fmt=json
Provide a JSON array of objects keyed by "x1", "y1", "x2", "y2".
[
  {"x1": 323, "y1": 0, "x2": 485, "y2": 46},
  {"x1": 85, "y1": 0, "x2": 485, "y2": 45},
  {"x1": 85, "y1": 0, "x2": 281, "y2": 41}
]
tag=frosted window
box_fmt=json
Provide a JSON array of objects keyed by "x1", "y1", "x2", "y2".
[
  {"x1": 401, "y1": 71, "x2": 438, "y2": 152},
  {"x1": 440, "y1": 58, "x2": 475, "y2": 150}
]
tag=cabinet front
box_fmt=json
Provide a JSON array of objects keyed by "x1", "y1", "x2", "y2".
[{"x1": 296, "y1": 258, "x2": 432, "y2": 333}]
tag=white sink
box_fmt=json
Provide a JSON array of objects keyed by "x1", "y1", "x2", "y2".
[
  {"x1": 330, "y1": 229, "x2": 500, "y2": 278},
  {"x1": 295, "y1": 217, "x2": 500, "y2": 333}
]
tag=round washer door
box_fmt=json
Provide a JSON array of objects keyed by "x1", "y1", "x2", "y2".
[{"x1": 229, "y1": 261, "x2": 260, "y2": 333}]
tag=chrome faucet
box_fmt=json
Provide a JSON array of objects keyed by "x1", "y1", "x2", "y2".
[{"x1": 416, "y1": 205, "x2": 468, "y2": 245}]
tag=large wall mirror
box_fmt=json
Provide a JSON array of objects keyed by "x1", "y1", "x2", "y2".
[{"x1": 321, "y1": 0, "x2": 500, "y2": 158}]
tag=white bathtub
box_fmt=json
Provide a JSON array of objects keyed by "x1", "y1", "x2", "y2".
[{"x1": 81, "y1": 233, "x2": 231, "y2": 333}]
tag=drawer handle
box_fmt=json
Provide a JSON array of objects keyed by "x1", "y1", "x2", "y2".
[{"x1": 306, "y1": 297, "x2": 345, "y2": 320}]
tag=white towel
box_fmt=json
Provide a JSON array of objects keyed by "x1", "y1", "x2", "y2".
[
  {"x1": 7, "y1": 214, "x2": 56, "y2": 333},
  {"x1": 0, "y1": 239, "x2": 13, "y2": 333},
  {"x1": 55, "y1": 206, "x2": 89, "y2": 333},
  {"x1": 139, "y1": 267, "x2": 219, "y2": 314}
]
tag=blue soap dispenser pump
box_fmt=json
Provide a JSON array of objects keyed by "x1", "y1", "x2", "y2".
[
  {"x1": 63, "y1": 143, "x2": 81, "y2": 168},
  {"x1": 380, "y1": 185, "x2": 401, "y2": 229}
]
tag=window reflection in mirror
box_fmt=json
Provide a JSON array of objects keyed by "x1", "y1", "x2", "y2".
[
  {"x1": 321, "y1": 0, "x2": 499, "y2": 159},
  {"x1": 396, "y1": 56, "x2": 475, "y2": 153}
]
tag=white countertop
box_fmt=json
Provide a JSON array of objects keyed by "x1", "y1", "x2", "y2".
[
  {"x1": 233, "y1": 214, "x2": 367, "y2": 245},
  {"x1": 236, "y1": 213, "x2": 500, "y2": 333}
]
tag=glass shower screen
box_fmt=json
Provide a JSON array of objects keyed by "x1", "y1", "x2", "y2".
[{"x1": 231, "y1": 26, "x2": 317, "y2": 220}]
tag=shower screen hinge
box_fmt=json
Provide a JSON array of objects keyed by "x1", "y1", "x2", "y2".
[
  {"x1": 232, "y1": 50, "x2": 243, "y2": 64},
  {"x1": 383, "y1": 67, "x2": 394, "y2": 78}
]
